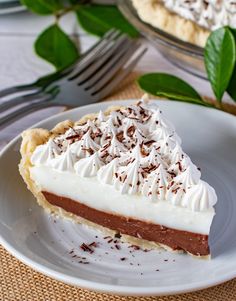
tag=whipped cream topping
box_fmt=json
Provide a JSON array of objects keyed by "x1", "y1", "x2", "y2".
[
  {"x1": 31, "y1": 139, "x2": 60, "y2": 165},
  {"x1": 162, "y1": 0, "x2": 236, "y2": 30},
  {"x1": 31, "y1": 98, "x2": 217, "y2": 212}
]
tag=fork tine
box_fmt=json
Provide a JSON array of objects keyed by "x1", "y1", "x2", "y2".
[
  {"x1": 75, "y1": 29, "x2": 121, "y2": 62},
  {"x1": 68, "y1": 29, "x2": 122, "y2": 79},
  {"x1": 72, "y1": 34, "x2": 131, "y2": 84},
  {"x1": 82, "y1": 39, "x2": 136, "y2": 90},
  {"x1": 86, "y1": 41, "x2": 141, "y2": 93},
  {"x1": 70, "y1": 34, "x2": 130, "y2": 82},
  {"x1": 0, "y1": 29, "x2": 120, "y2": 100},
  {"x1": 92, "y1": 47, "x2": 148, "y2": 100},
  {"x1": 81, "y1": 28, "x2": 118, "y2": 56}
]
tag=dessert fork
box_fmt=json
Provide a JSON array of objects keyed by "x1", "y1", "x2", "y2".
[
  {"x1": 0, "y1": 29, "x2": 146, "y2": 129},
  {"x1": 0, "y1": 29, "x2": 119, "y2": 99}
]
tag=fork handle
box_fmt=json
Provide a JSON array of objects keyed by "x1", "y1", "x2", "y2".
[
  {"x1": 0, "y1": 91, "x2": 46, "y2": 114},
  {"x1": 0, "y1": 99, "x2": 54, "y2": 130},
  {"x1": 0, "y1": 84, "x2": 39, "y2": 99}
]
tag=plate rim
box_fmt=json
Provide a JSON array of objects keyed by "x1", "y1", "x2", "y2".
[{"x1": 0, "y1": 99, "x2": 236, "y2": 296}]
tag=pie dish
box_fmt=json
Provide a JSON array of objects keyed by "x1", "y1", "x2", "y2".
[
  {"x1": 131, "y1": 0, "x2": 236, "y2": 47},
  {"x1": 19, "y1": 97, "x2": 217, "y2": 258}
]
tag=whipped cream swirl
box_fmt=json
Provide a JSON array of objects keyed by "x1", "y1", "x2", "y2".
[
  {"x1": 162, "y1": 0, "x2": 236, "y2": 30},
  {"x1": 31, "y1": 97, "x2": 217, "y2": 212}
]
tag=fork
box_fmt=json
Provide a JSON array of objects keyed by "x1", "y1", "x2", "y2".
[
  {"x1": 0, "y1": 29, "x2": 119, "y2": 99},
  {"x1": 0, "y1": 29, "x2": 147, "y2": 129}
]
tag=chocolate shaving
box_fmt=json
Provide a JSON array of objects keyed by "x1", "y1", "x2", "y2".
[
  {"x1": 168, "y1": 171, "x2": 176, "y2": 178},
  {"x1": 78, "y1": 261, "x2": 89, "y2": 264},
  {"x1": 136, "y1": 101, "x2": 142, "y2": 106},
  {"x1": 127, "y1": 125, "x2": 135, "y2": 137},
  {"x1": 101, "y1": 142, "x2": 110, "y2": 151},
  {"x1": 143, "y1": 114, "x2": 151, "y2": 122},
  {"x1": 116, "y1": 131, "x2": 124, "y2": 142},
  {"x1": 167, "y1": 181, "x2": 175, "y2": 189},
  {"x1": 172, "y1": 187, "x2": 180, "y2": 194},
  {"x1": 128, "y1": 245, "x2": 140, "y2": 250},
  {"x1": 115, "y1": 244, "x2": 121, "y2": 250},
  {"x1": 81, "y1": 148, "x2": 94, "y2": 155},
  {"x1": 80, "y1": 243, "x2": 94, "y2": 254},
  {"x1": 100, "y1": 151, "x2": 109, "y2": 159},
  {"x1": 117, "y1": 117, "x2": 122, "y2": 126},
  {"x1": 176, "y1": 161, "x2": 183, "y2": 172},
  {"x1": 88, "y1": 242, "x2": 98, "y2": 247},
  {"x1": 91, "y1": 129, "x2": 102, "y2": 139},
  {"x1": 122, "y1": 175, "x2": 127, "y2": 183},
  {"x1": 144, "y1": 140, "x2": 155, "y2": 146},
  {"x1": 142, "y1": 164, "x2": 158, "y2": 174},
  {"x1": 127, "y1": 107, "x2": 133, "y2": 115},
  {"x1": 65, "y1": 134, "x2": 82, "y2": 140},
  {"x1": 140, "y1": 144, "x2": 148, "y2": 157},
  {"x1": 105, "y1": 135, "x2": 111, "y2": 141}
]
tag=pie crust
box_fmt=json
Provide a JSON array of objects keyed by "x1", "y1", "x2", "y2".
[{"x1": 132, "y1": 0, "x2": 210, "y2": 47}]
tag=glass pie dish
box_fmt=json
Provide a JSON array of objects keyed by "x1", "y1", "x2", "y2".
[{"x1": 117, "y1": 0, "x2": 206, "y2": 79}]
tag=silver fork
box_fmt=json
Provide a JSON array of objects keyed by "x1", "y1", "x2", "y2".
[
  {"x1": 0, "y1": 29, "x2": 147, "y2": 129},
  {"x1": 0, "y1": 29, "x2": 120, "y2": 99}
]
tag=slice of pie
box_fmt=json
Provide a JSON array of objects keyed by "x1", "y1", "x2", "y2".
[
  {"x1": 132, "y1": 0, "x2": 236, "y2": 47},
  {"x1": 19, "y1": 97, "x2": 217, "y2": 258}
]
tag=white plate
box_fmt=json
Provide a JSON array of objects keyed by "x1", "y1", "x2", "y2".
[{"x1": 0, "y1": 100, "x2": 236, "y2": 296}]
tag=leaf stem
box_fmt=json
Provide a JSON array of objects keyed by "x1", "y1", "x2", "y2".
[
  {"x1": 55, "y1": 4, "x2": 80, "y2": 19},
  {"x1": 218, "y1": 101, "x2": 224, "y2": 110}
]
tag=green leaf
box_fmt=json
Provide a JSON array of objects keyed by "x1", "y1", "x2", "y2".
[
  {"x1": 227, "y1": 65, "x2": 236, "y2": 102},
  {"x1": 20, "y1": 0, "x2": 63, "y2": 15},
  {"x1": 76, "y1": 4, "x2": 139, "y2": 38},
  {"x1": 35, "y1": 24, "x2": 79, "y2": 70},
  {"x1": 204, "y1": 27, "x2": 236, "y2": 102},
  {"x1": 137, "y1": 73, "x2": 209, "y2": 106},
  {"x1": 227, "y1": 28, "x2": 236, "y2": 102}
]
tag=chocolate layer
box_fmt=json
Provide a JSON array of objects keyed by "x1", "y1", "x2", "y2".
[{"x1": 42, "y1": 191, "x2": 209, "y2": 256}]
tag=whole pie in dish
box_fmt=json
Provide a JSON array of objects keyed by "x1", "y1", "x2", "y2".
[
  {"x1": 19, "y1": 98, "x2": 217, "y2": 258},
  {"x1": 132, "y1": 0, "x2": 236, "y2": 47}
]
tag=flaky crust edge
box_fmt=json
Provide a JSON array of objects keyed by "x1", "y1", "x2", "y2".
[
  {"x1": 132, "y1": 0, "x2": 210, "y2": 48},
  {"x1": 19, "y1": 105, "x2": 209, "y2": 259}
]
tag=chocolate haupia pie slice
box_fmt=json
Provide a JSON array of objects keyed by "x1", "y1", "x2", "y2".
[{"x1": 19, "y1": 97, "x2": 217, "y2": 258}]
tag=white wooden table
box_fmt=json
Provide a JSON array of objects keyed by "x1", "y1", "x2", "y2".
[{"x1": 0, "y1": 10, "x2": 214, "y2": 149}]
